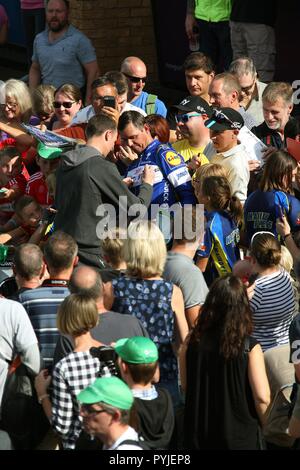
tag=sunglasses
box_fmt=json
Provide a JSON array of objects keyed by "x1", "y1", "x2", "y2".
[
  {"x1": 53, "y1": 101, "x2": 75, "y2": 109},
  {"x1": 80, "y1": 404, "x2": 108, "y2": 416},
  {"x1": 123, "y1": 73, "x2": 147, "y2": 84},
  {"x1": 175, "y1": 112, "x2": 202, "y2": 123},
  {"x1": 241, "y1": 80, "x2": 256, "y2": 95},
  {"x1": 206, "y1": 109, "x2": 242, "y2": 130}
]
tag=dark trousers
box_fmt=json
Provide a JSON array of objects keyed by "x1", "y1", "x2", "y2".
[
  {"x1": 21, "y1": 8, "x2": 45, "y2": 66},
  {"x1": 196, "y1": 19, "x2": 232, "y2": 72}
]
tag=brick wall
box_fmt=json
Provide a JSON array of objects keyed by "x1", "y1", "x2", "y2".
[{"x1": 69, "y1": 0, "x2": 158, "y2": 80}]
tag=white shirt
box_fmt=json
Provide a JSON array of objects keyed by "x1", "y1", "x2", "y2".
[
  {"x1": 72, "y1": 102, "x2": 146, "y2": 125},
  {"x1": 105, "y1": 426, "x2": 142, "y2": 450}
]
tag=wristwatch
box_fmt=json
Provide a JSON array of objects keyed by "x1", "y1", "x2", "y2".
[{"x1": 38, "y1": 393, "x2": 49, "y2": 404}]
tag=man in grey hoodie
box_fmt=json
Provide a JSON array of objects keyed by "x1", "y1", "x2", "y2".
[{"x1": 55, "y1": 113, "x2": 154, "y2": 268}]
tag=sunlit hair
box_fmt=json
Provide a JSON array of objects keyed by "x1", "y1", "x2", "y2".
[
  {"x1": 263, "y1": 82, "x2": 293, "y2": 106},
  {"x1": 5, "y1": 79, "x2": 32, "y2": 123},
  {"x1": 32, "y1": 84, "x2": 55, "y2": 118},
  {"x1": 145, "y1": 114, "x2": 170, "y2": 143},
  {"x1": 213, "y1": 72, "x2": 241, "y2": 97},
  {"x1": 201, "y1": 176, "x2": 243, "y2": 226},
  {"x1": 259, "y1": 150, "x2": 297, "y2": 193},
  {"x1": 57, "y1": 294, "x2": 98, "y2": 336},
  {"x1": 250, "y1": 232, "x2": 281, "y2": 268},
  {"x1": 193, "y1": 162, "x2": 228, "y2": 189},
  {"x1": 101, "y1": 227, "x2": 127, "y2": 268},
  {"x1": 280, "y1": 245, "x2": 293, "y2": 274},
  {"x1": 124, "y1": 220, "x2": 166, "y2": 278},
  {"x1": 54, "y1": 83, "x2": 82, "y2": 104},
  {"x1": 190, "y1": 275, "x2": 253, "y2": 359},
  {"x1": 229, "y1": 56, "x2": 256, "y2": 79}
]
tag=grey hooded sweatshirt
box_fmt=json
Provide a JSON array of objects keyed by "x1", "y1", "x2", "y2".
[{"x1": 55, "y1": 145, "x2": 153, "y2": 257}]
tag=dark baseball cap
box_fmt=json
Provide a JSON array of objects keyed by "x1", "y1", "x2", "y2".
[
  {"x1": 205, "y1": 107, "x2": 244, "y2": 132},
  {"x1": 173, "y1": 95, "x2": 212, "y2": 117}
]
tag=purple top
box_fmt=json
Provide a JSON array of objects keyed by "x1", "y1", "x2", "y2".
[{"x1": 0, "y1": 5, "x2": 8, "y2": 27}]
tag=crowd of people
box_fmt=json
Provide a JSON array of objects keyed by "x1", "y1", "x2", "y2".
[{"x1": 1, "y1": 0, "x2": 300, "y2": 452}]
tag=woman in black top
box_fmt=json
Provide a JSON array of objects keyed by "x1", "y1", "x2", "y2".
[{"x1": 180, "y1": 275, "x2": 270, "y2": 450}]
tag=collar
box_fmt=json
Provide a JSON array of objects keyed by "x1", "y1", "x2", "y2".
[
  {"x1": 132, "y1": 385, "x2": 158, "y2": 400},
  {"x1": 217, "y1": 143, "x2": 244, "y2": 158},
  {"x1": 41, "y1": 279, "x2": 69, "y2": 287}
]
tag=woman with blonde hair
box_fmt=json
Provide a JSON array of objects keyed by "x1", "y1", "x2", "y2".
[
  {"x1": 104, "y1": 220, "x2": 188, "y2": 406},
  {"x1": 34, "y1": 294, "x2": 104, "y2": 449},
  {"x1": 0, "y1": 79, "x2": 33, "y2": 142}
]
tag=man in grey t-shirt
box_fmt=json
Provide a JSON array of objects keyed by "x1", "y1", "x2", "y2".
[{"x1": 29, "y1": 0, "x2": 99, "y2": 104}]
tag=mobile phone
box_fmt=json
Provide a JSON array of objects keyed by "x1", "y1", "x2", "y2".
[{"x1": 103, "y1": 96, "x2": 116, "y2": 109}]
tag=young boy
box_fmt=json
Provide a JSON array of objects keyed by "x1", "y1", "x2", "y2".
[
  {"x1": 0, "y1": 143, "x2": 29, "y2": 226},
  {"x1": 26, "y1": 142, "x2": 62, "y2": 207},
  {"x1": 115, "y1": 336, "x2": 174, "y2": 449},
  {"x1": 0, "y1": 195, "x2": 52, "y2": 246}
]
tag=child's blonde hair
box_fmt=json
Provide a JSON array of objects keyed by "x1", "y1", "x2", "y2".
[
  {"x1": 101, "y1": 227, "x2": 127, "y2": 268},
  {"x1": 280, "y1": 245, "x2": 293, "y2": 273},
  {"x1": 193, "y1": 163, "x2": 228, "y2": 189}
]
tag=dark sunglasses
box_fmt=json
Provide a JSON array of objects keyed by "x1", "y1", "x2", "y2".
[
  {"x1": 240, "y1": 80, "x2": 256, "y2": 95},
  {"x1": 123, "y1": 73, "x2": 147, "y2": 84},
  {"x1": 53, "y1": 101, "x2": 75, "y2": 109},
  {"x1": 175, "y1": 112, "x2": 202, "y2": 124},
  {"x1": 80, "y1": 404, "x2": 107, "y2": 416}
]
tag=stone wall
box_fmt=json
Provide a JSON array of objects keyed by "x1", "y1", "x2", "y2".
[{"x1": 69, "y1": 0, "x2": 158, "y2": 79}]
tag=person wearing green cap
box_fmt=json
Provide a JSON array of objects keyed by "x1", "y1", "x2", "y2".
[
  {"x1": 26, "y1": 141, "x2": 62, "y2": 207},
  {"x1": 78, "y1": 376, "x2": 144, "y2": 450},
  {"x1": 115, "y1": 337, "x2": 174, "y2": 449}
]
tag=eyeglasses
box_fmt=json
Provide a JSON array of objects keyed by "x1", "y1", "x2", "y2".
[
  {"x1": 123, "y1": 73, "x2": 147, "y2": 84},
  {"x1": 175, "y1": 113, "x2": 202, "y2": 123},
  {"x1": 80, "y1": 404, "x2": 108, "y2": 416},
  {"x1": 240, "y1": 80, "x2": 256, "y2": 95},
  {"x1": 5, "y1": 102, "x2": 18, "y2": 110},
  {"x1": 53, "y1": 101, "x2": 75, "y2": 109},
  {"x1": 206, "y1": 109, "x2": 242, "y2": 130}
]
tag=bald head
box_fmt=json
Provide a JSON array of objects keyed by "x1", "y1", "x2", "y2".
[
  {"x1": 121, "y1": 57, "x2": 147, "y2": 101},
  {"x1": 69, "y1": 265, "x2": 103, "y2": 300}
]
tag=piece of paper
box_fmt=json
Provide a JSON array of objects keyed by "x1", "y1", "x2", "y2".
[
  {"x1": 21, "y1": 123, "x2": 77, "y2": 148},
  {"x1": 238, "y1": 125, "x2": 268, "y2": 163},
  {"x1": 287, "y1": 137, "x2": 300, "y2": 162}
]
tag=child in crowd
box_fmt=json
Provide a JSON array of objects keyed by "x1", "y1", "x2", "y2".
[
  {"x1": 100, "y1": 227, "x2": 127, "y2": 283},
  {"x1": 0, "y1": 195, "x2": 52, "y2": 246},
  {"x1": 115, "y1": 336, "x2": 174, "y2": 449},
  {"x1": 0, "y1": 142, "x2": 29, "y2": 228},
  {"x1": 195, "y1": 175, "x2": 243, "y2": 285},
  {"x1": 26, "y1": 142, "x2": 62, "y2": 207}
]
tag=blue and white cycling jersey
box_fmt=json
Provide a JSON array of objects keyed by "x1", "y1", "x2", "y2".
[
  {"x1": 125, "y1": 140, "x2": 196, "y2": 212},
  {"x1": 244, "y1": 189, "x2": 300, "y2": 243}
]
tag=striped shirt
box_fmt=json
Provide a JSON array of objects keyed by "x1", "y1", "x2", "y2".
[
  {"x1": 52, "y1": 351, "x2": 100, "y2": 449},
  {"x1": 250, "y1": 269, "x2": 295, "y2": 351}
]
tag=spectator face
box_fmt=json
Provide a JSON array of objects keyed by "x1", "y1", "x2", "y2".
[
  {"x1": 120, "y1": 123, "x2": 150, "y2": 154},
  {"x1": 3, "y1": 98, "x2": 21, "y2": 121},
  {"x1": 53, "y1": 91, "x2": 81, "y2": 127},
  {"x1": 263, "y1": 97, "x2": 293, "y2": 132},
  {"x1": 238, "y1": 73, "x2": 256, "y2": 106},
  {"x1": 117, "y1": 93, "x2": 128, "y2": 113},
  {"x1": 36, "y1": 156, "x2": 60, "y2": 178},
  {"x1": 209, "y1": 79, "x2": 234, "y2": 108},
  {"x1": 123, "y1": 62, "x2": 147, "y2": 99},
  {"x1": 0, "y1": 154, "x2": 21, "y2": 180},
  {"x1": 91, "y1": 85, "x2": 117, "y2": 115},
  {"x1": 20, "y1": 202, "x2": 42, "y2": 228},
  {"x1": 46, "y1": 0, "x2": 69, "y2": 33},
  {"x1": 210, "y1": 129, "x2": 237, "y2": 153},
  {"x1": 80, "y1": 404, "x2": 111, "y2": 440},
  {"x1": 185, "y1": 68, "x2": 213, "y2": 98},
  {"x1": 175, "y1": 112, "x2": 206, "y2": 138}
]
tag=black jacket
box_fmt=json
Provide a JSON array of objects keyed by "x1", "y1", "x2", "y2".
[
  {"x1": 231, "y1": 0, "x2": 278, "y2": 27},
  {"x1": 55, "y1": 145, "x2": 153, "y2": 256}
]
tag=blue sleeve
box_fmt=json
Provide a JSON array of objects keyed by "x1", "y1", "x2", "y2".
[
  {"x1": 76, "y1": 33, "x2": 97, "y2": 64},
  {"x1": 158, "y1": 147, "x2": 197, "y2": 205},
  {"x1": 155, "y1": 99, "x2": 167, "y2": 118},
  {"x1": 274, "y1": 191, "x2": 289, "y2": 219},
  {"x1": 196, "y1": 227, "x2": 213, "y2": 258},
  {"x1": 287, "y1": 195, "x2": 300, "y2": 232}
]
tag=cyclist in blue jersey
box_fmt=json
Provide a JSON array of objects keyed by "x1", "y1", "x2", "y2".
[
  {"x1": 195, "y1": 175, "x2": 243, "y2": 285},
  {"x1": 244, "y1": 150, "x2": 300, "y2": 245},
  {"x1": 118, "y1": 111, "x2": 196, "y2": 220}
]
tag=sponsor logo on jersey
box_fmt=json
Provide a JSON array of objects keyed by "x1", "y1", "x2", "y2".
[{"x1": 165, "y1": 151, "x2": 182, "y2": 166}]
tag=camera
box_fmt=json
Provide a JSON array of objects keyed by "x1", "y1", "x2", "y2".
[
  {"x1": 90, "y1": 345, "x2": 120, "y2": 378},
  {"x1": 103, "y1": 96, "x2": 116, "y2": 109}
]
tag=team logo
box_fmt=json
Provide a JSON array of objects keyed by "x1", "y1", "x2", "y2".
[{"x1": 165, "y1": 151, "x2": 181, "y2": 166}]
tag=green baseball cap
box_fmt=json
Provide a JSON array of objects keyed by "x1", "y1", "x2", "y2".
[
  {"x1": 37, "y1": 142, "x2": 62, "y2": 160},
  {"x1": 77, "y1": 376, "x2": 133, "y2": 410},
  {"x1": 115, "y1": 336, "x2": 158, "y2": 364}
]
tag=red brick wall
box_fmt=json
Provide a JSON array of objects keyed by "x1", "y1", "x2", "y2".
[{"x1": 69, "y1": 0, "x2": 158, "y2": 79}]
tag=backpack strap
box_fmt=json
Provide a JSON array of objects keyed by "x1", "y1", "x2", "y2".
[
  {"x1": 116, "y1": 438, "x2": 149, "y2": 450},
  {"x1": 146, "y1": 94, "x2": 157, "y2": 115}
]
